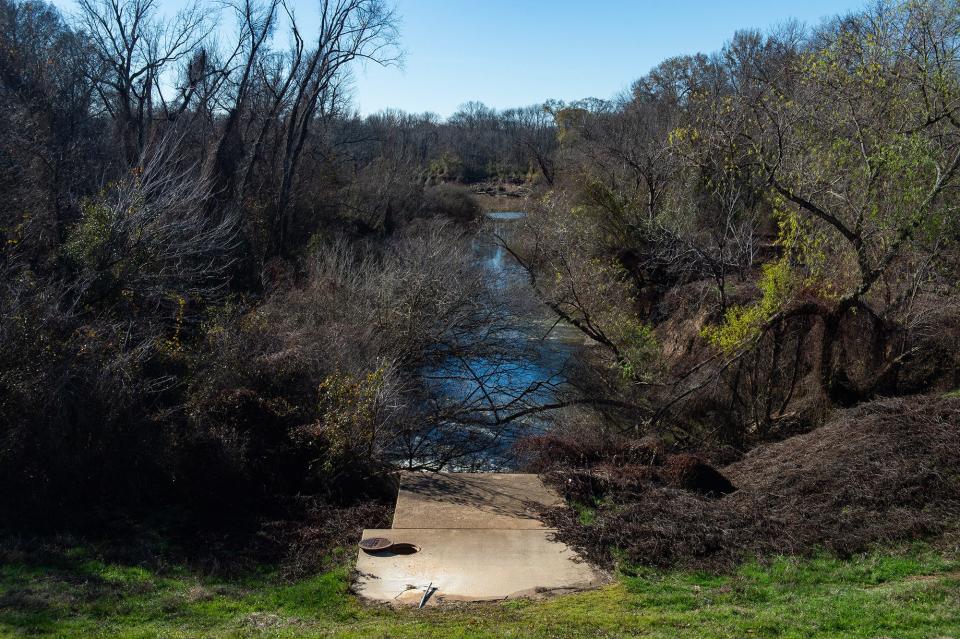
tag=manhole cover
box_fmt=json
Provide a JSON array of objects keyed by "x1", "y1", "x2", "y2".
[{"x1": 359, "y1": 537, "x2": 393, "y2": 552}]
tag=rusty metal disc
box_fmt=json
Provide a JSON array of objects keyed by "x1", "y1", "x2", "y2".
[{"x1": 359, "y1": 537, "x2": 393, "y2": 552}]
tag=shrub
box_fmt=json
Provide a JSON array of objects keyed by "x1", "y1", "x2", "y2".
[
  {"x1": 540, "y1": 395, "x2": 960, "y2": 569},
  {"x1": 660, "y1": 453, "x2": 736, "y2": 497},
  {"x1": 420, "y1": 183, "x2": 480, "y2": 222}
]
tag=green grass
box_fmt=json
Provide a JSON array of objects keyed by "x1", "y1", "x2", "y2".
[
  {"x1": 1, "y1": 544, "x2": 958, "y2": 638},
  {"x1": 571, "y1": 500, "x2": 597, "y2": 526}
]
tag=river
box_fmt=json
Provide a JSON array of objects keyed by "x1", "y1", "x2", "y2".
[{"x1": 417, "y1": 210, "x2": 585, "y2": 471}]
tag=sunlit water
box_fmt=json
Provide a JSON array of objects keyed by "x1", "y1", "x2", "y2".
[{"x1": 417, "y1": 211, "x2": 583, "y2": 470}]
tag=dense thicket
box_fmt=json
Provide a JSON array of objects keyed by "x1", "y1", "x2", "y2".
[
  {"x1": 513, "y1": 0, "x2": 960, "y2": 444},
  {"x1": 511, "y1": 0, "x2": 960, "y2": 565},
  {"x1": 0, "y1": 0, "x2": 556, "y2": 526},
  {"x1": 2, "y1": 0, "x2": 958, "y2": 568},
  {"x1": 538, "y1": 395, "x2": 960, "y2": 569}
]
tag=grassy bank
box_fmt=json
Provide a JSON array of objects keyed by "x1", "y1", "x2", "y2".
[{"x1": 1, "y1": 543, "x2": 958, "y2": 638}]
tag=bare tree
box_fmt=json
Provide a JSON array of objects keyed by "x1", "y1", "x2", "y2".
[
  {"x1": 204, "y1": 0, "x2": 280, "y2": 211},
  {"x1": 272, "y1": 0, "x2": 400, "y2": 254},
  {"x1": 67, "y1": 132, "x2": 238, "y2": 312},
  {"x1": 503, "y1": 104, "x2": 558, "y2": 184},
  {"x1": 77, "y1": 0, "x2": 210, "y2": 160}
]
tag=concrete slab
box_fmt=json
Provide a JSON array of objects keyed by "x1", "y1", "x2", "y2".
[
  {"x1": 392, "y1": 472, "x2": 562, "y2": 530},
  {"x1": 355, "y1": 528, "x2": 606, "y2": 604}
]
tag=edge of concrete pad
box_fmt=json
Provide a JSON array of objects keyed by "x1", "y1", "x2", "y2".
[
  {"x1": 354, "y1": 528, "x2": 609, "y2": 606},
  {"x1": 391, "y1": 472, "x2": 564, "y2": 530}
]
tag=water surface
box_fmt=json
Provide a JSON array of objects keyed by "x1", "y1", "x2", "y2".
[{"x1": 417, "y1": 211, "x2": 583, "y2": 470}]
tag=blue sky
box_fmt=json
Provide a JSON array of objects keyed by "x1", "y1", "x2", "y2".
[
  {"x1": 352, "y1": 0, "x2": 864, "y2": 116},
  {"x1": 51, "y1": 0, "x2": 865, "y2": 118}
]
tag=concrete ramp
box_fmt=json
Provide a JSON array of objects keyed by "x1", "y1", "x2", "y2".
[
  {"x1": 391, "y1": 472, "x2": 562, "y2": 529},
  {"x1": 355, "y1": 472, "x2": 607, "y2": 605}
]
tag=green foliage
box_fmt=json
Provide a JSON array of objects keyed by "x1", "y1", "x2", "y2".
[
  {"x1": 869, "y1": 132, "x2": 948, "y2": 240},
  {"x1": 553, "y1": 256, "x2": 659, "y2": 380},
  {"x1": 783, "y1": 9, "x2": 960, "y2": 302},
  {"x1": 609, "y1": 318, "x2": 659, "y2": 381},
  {"x1": 572, "y1": 501, "x2": 597, "y2": 526},
  {"x1": 554, "y1": 107, "x2": 588, "y2": 145},
  {"x1": 65, "y1": 171, "x2": 154, "y2": 279},
  {"x1": 426, "y1": 153, "x2": 464, "y2": 182},
  {"x1": 64, "y1": 198, "x2": 118, "y2": 270},
  {"x1": 702, "y1": 258, "x2": 795, "y2": 352},
  {"x1": 577, "y1": 178, "x2": 643, "y2": 239},
  {"x1": 703, "y1": 198, "x2": 834, "y2": 353},
  {"x1": 297, "y1": 367, "x2": 387, "y2": 473}
]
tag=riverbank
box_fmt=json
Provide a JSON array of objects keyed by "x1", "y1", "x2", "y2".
[
  {"x1": 2, "y1": 539, "x2": 957, "y2": 638},
  {"x1": 470, "y1": 182, "x2": 536, "y2": 213}
]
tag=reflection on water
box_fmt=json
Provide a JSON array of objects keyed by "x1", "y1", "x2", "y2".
[
  {"x1": 418, "y1": 211, "x2": 582, "y2": 470},
  {"x1": 478, "y1": 214, "x2": 528, "y2": 290},
  {"x1": 485, "y1": 210, "x2": 527, "y2": 221}
]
